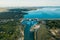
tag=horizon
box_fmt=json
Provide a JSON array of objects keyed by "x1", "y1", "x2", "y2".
[{"x1": 0, "y1": 0, "x2": 60, "y2": 7}]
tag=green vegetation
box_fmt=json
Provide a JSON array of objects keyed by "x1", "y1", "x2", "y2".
[
  {"x1": 46, "y1": 20, "x2": 60, "y2": 29},
  {"x1": 0, "y1": 8, "x2": 27, "y2": 40},
  {"x1": 0, "y1": 9, "x2": 28, "y2": 19},
  {"x1": 36, "y1": 20, "x2": 60, "y2": 40},
  {"x1": 0, "y1": 21, "x2": 20, "y2": 40},
  {"x1": 46, "y1": 20, "x2": 60, "y2": 40}
]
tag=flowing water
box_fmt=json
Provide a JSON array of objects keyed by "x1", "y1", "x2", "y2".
[
  {"x1": 21, "y1": 8, "x2": 60, "y2": 40},
  {"x1": 22, "y1": 19, "x2": 37, "y2": 40}
]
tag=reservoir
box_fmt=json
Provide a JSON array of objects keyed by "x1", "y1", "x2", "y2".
[{"x1": 24, "y1": 8, "x2": 60, "y2": 19}]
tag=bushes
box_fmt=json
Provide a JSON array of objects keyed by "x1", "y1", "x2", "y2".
[
  {"x1": 46, "y1": 20, "x2": 60, "y2": 29},
  {"x1": 0, "y1": 21, "x2": 20, "y2": 40}
]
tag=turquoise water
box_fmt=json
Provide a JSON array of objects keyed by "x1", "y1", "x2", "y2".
[
  {"x1": 22, "y1": 19, "x2": 37, "y2": 40},
  {"x1": 24, "y1": 8, "x2": 60, "y2": 19},
  {"x1": 22, "y1": 8, "x2": 60, "y2": 40}
]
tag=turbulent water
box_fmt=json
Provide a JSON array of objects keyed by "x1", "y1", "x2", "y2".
[
  {"x1": 24, "y1": 8, "x2": 60, "y2": 18},
  {"x1": 22, "y1": 19, "x2": 37, "y2": 40}
]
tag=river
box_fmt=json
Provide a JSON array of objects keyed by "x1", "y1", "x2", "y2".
[{"x1": 22, "y1": 19, "x2": 38, "y2": 40}]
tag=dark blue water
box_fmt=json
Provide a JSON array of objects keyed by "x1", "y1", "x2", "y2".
[
  {"x1": 22, "y1": 19, "x2": 37, "y2": 40},
  {"x1": 24, "y1": 8, "x2": 60, "y2": 19}
]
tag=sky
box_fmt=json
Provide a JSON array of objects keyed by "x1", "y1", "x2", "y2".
[{"x1": 0, "y1": 0, "x2": 60, "y2": 7}]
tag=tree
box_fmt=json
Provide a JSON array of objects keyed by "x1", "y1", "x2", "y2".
[
  {"x1": 46, "y1": 20, "x2": 60, "y2": 29},
  {"x1": 0, "y1": 21, "x2": 20, "y2": 40}
]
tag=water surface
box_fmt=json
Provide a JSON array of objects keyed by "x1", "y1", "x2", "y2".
[{"x1": 24, "y1": 8, "x2": 60, "y2": 19}]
